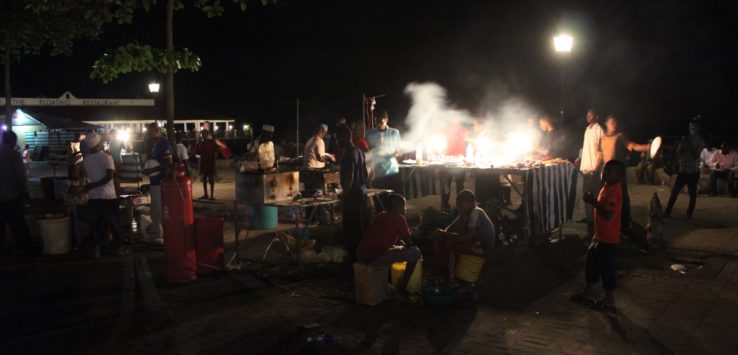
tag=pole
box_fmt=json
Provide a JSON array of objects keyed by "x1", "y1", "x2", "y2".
[
  {"x1": 165, "y1": 0, "x2": 175, "y2": 143},
  {"x1": 4, "y1": 48, "x2": 11, "y2": 128},
  {"x1": 559, "y1": 56, "x2": 565, "y2": 121},
  {"x1": 296, "y1": 98, "x2": 300, "y2": 157}
]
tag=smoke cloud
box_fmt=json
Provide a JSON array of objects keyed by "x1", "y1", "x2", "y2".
[{"x1": 394, "y1": 82, "x2": 543, "y2": 166}]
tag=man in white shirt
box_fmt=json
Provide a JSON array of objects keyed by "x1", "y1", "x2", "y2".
[
  {"x1": 579, "y1": 109, "x2": 604, "y2": 236},
  {"x1": 700, "y1": 143, "x2": 717, "y2": 170},
  {"x1": 80, "y1": 132, "x2": 127, "y2": 258},
  {"x1": 304, "y1": 124, "x2": 335, "y2": 169}
]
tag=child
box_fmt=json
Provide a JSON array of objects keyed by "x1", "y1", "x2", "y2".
[
  {"x1": 357, "y1": 193, "x2": 421, "y2": 296},
  {"x1": 572, "y1": 159, "x2": 625, "y2": 312},
  {"x1": 432, "y1": 190, "x2": 495, "y2": 282}
]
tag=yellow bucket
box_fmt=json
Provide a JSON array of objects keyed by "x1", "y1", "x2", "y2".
[
  {"x1": 390, "y1": 260, "x2": 422, "y2": 294},
  {"x1": 455, "y1": 254, "x2": 485, "y2": 283}
]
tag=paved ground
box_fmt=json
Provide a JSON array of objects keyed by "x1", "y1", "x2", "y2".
[{"x1": 3, "y1": 167, "x2": 738, "y2": 354}]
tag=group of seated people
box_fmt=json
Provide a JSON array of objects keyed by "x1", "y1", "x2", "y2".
[
  {"x1": 356, "y1": 190, "x2": 495, "y2": 296},
  {"x1": 700, "y1": 142, "x2": 738, "y2": 197}
]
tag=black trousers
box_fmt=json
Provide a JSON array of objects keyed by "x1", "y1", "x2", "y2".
[
  {"x1": 342, "y1": 191, "x2": 368, "y2": 262},
  {"x1": 0, "y1": 197, "x2": 31, "y2": 252},
  {"x1": 585, "y1": 241, "x2": 617, "y2": 291},
  {"x1": 88, "y1": 199, "x2": 124, "y2": 247},
  {"x1": 665, "y1": 172, "x2": 699, "y2": 216}
]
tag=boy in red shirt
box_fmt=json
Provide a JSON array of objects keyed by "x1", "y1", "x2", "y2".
[
  {"x1": 572, "y1": 160, "x2": 625, "y2": 312},
  {"x1": 357, "y1": 194, "x2": 421, "y2": 296}
]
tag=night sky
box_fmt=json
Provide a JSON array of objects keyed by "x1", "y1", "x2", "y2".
[{"x1": 9, "y1": 0, "x2": 738, "y2": 142}]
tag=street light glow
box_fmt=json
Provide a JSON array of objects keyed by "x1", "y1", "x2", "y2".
[
  {"x1": 554, "y1": 34, "x2": 573, "y2": 53},
  {"x1": 148, "y1": 82, "x2": 160, "y2": 93},
  {"x1": 243, "y1": 124, "x2": 249, "y2": 130}
]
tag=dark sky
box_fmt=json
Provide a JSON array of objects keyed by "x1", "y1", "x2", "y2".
[{"x1": 9, "y1": 0, "x2": 738, "y2": 142}]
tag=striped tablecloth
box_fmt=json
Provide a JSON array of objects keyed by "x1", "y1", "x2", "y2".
[
  {"x1": 399, "y1": 163, "x2": 580, "y2": 237},
  {"x1": 524, "y1": 162, "x2": 580, "y2": 237}
]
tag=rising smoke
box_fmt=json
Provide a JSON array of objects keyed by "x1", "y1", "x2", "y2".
[{"x1": 396, "y1": 82, "x2": 542, "y2": 166}]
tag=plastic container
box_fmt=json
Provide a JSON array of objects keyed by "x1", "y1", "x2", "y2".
[
  {"x1": 354, "y1": 263, "x2": 388, "y2": 306},
  {"x1": 455, "y1": 254, "x2": 485, "y2": 283},
  {"x1": 38, "y1": 216, "x2": 71, "y2": 255},
  {"x1": 194, "y1": 217, "x2": 224, "y2": 275},
  {"x1": 251, "y1": 205, "x2": 278, "y2": 230},
  {"x1": 390, "y1": 259, "x2": 423, "y2": 294}
]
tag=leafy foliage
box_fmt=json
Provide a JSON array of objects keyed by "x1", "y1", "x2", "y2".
[
  {"x1": 91, "y1": 43, "x2": 203, "y2": 83},
  {"x1": 0, "y1": 0, "x2": 110, "y2": 63},
  {"x1": 84, "y1": 0, "x2": 278, "y2": 82}
]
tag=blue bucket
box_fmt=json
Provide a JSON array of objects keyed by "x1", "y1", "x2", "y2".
[{"x1": 251, "y1": 205, "x2": 278, "y2": 230}]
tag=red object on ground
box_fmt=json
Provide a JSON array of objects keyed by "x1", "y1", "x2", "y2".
[
  {"x1": 194, "y1": 217, "x2": 225, "y2": 275},
  {"x1": 162, "y1": 168, "x2": 196, "y2": 283}
]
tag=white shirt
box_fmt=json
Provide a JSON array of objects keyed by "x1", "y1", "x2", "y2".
[
  {"x1": 83, "y1": 151, "x2": 117, "y2": 200},
  {"x1": 580, "y1": 122, "x2": 604, "y2": 173},
  {"x1": 175, "y1": 143, "x2": 189, "y2": 162},
  {"x1": 258, "y1": 141, "x2": 275, "y2": 167},
  {"x1": 700, "y1": 148, "x2": 716, "y2": 168},
  {"x1": 304, "y1": 135, "x2": 332, "y2": 169}
]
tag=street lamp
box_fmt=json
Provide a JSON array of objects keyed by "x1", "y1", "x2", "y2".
[
  {"x1": 148, "y1": 82, "x2": 161, "y2": 93},
  {"x1": 553, "y1": 34, "x2": 573, "y2": 120},
  {"x1": 553, "y1": 34, "x2": 573, "y2": 53}
]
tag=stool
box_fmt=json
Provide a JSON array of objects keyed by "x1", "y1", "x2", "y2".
[{"x1": 354, "y1": 263, "x2": 388, "y2": 305}]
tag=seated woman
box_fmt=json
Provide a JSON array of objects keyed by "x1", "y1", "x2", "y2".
[{"x1": 433, "y1": 190, "x2": 495, "y2": 282}]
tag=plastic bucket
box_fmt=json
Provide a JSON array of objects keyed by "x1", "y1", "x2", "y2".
[
  {"x1": 455, "y1": 254, "x2": 485, "y2": 283},
  {"x1": 38, "y1": 217, "x2": 71, "y2": 255},
  {"x1": 251, "y1": 205, "x2": 278, "y2": 230},
  {"x1": 390, "y1": 259, "x2": 423, "y2": 294}
]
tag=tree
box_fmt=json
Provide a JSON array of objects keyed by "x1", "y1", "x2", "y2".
[
  {"x1": 89, "y1": 0, "x2": 276, "y2": 141},
  {"x1": 0, "y1": 1, "x2": 116, "y2": 127}
]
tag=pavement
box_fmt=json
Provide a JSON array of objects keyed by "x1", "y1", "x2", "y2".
[{"x1": 3, "y1": 166, "x2": 738, "y2": 354}]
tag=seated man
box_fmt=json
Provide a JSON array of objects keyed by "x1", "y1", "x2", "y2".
[
  {"x1": 357, "y1": 193, "x2": 421, "y2": 296},
  {"x1": 433, "y1": 190, "x2": 495, "y2": 282},
  {"x1": 708, "y1": 142, "x2": 738, "y2": 197}
]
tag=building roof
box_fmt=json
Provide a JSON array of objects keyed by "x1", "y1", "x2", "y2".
[
  {"x1": 18, "y1": 105, "x2": 236, "y2": 123},
  {"x1": 2, "y1": 110, "x2": 101, "y2": 130}
]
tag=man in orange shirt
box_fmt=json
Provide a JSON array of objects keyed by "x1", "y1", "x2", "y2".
[{"x1": 571, "y1": 160, "x2": 625, "y2": 312}]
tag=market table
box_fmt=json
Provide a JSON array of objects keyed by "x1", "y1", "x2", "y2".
[{"x1": 398, "y1": 162, "x2": 581, "y2": 245}]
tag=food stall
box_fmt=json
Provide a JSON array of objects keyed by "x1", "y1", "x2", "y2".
[{"x1": 398, "y1": 153, "x2": 581, "y2": 246}]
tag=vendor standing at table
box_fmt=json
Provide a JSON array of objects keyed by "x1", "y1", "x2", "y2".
[
  {"x1": 337, "y1": 123, "x2": 369, "y2": 262},
  {"x1": 533, "y1": 115, "x2": 563, "y2": 159},
  {"x1": 304, "y1": 124, "x2": 335, "y2": 169},
  {"x1": 441, "y1": 118, "x2": 468, "y2": 212},
  {"x1": 366, "y1": 110, "x2": 402, "y2": 191}
]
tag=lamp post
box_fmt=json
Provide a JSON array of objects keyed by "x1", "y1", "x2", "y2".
[
  {"x1": 553, "y1": 34, "x2": 573, "y2": 120},
  {"x1": 148, "y1": 82, "x2": 161, "y2": 137}
]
